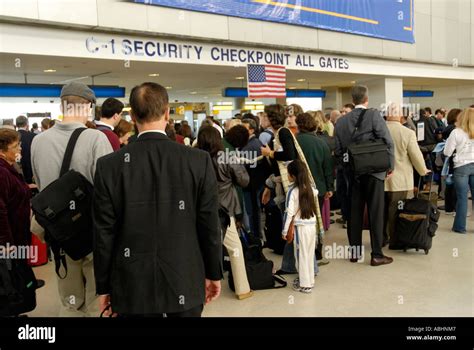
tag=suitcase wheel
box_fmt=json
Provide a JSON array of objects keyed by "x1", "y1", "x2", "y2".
[
  {"x1": 424, "y1": 249, "x2": 429, "y2": 255},
  {"x1": 415, "y1": 248, "x2": 419, "y2": 252},
  {"x1": 403, "y1": 248, "x2": 407, "y2": 253}
]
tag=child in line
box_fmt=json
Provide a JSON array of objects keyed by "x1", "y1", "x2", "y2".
[{"x1": 282, "y1": 159, "x2": 318, "y2": 293}]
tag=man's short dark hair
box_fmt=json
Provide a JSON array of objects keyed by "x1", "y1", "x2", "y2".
[
  {"x1": 424, "y1": 107, "x2": 432, "y2": 115},
  {"x1": 352, "y1": 85, "x2": 369, "y2": 105},
  {"x1": 101, "y1": 98, "x2": 124, "y2": 119},
  {"x1": 242, "y1": 118, "x2": 257, "y2": 131},
  {"x1": 225, "y1": 124, "x2": 249, "y2": 149},
  {"x1": 16, "y1": 115, "x2": 28, "y2": 128},
  {"x1": 344, "y1": 103, "x2": 355, "y2": 110},
  {"x1": 130, "y1": 82, "x2": 169, "y2": 123}
]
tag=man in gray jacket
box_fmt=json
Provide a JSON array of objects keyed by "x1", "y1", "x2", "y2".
[
  {"x1": 335, "y1": 85, "x2": 395, "y2": 266},
  {"x1": 31, "y1": 82, "x2": 113, "y2": 316}
]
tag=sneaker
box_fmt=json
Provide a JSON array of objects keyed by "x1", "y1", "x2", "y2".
[
  {"x1": 317, "y1": 259, "x2": 330, "y2": 266},
  {"x1": 292, "y1": 277, "x2": 300, "y2": 288},
  {"x1": 336, "y1": 210, "x2": 342, "y2": 215},
  {"x1": 336, "y1": 218, "x2": 346, "y2": 224},
  {"x1": 299, "y1": 287, "x2": 312, "y2": 294}
]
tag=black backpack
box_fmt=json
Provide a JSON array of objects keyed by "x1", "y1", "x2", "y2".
[{"x1": 31, "y1": 128, "x2": 94, "y2": 275}]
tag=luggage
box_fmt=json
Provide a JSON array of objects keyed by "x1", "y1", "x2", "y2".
[
  {"x1": 263, "y1": 203, "x2": 285, "y2": 255},
  {"x1": 228, "y1": 231, "x2": 286, "y2": 291},
  {"x1": 346, "y1": 109, "x2": 391, "y2": 177},
  {"x1": 0, "y1": 259, "x2": 38, "y2": 316},
  {"x1": 28, "y1": 235, "x2": 48, "y2": 267},
  {"x1": 393, "y1": 178, "x2": 440, "y2": 254}
]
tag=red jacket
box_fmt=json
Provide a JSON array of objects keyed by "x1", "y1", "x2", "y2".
[{"x1": 0, "y1": 158, "x2": 31, "y2": 246}]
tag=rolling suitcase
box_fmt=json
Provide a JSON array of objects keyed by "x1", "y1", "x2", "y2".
[{"x1": 394, "y1": 177, "x2": 440, "y2": 254}]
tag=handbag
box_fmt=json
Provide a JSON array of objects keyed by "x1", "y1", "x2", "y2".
[{"x1": 346, "y1": 109, "x2": 391, "y2": 177}]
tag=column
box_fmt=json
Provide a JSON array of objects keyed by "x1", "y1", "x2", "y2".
[{"x1": 356, "y1": 78, "x2": 403, "y2": 111}]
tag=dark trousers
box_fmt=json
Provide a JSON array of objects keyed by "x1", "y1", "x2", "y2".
[
  {"x1": 347, "y1": 175, "x2": 385, "y2": 258},
  {"x1": 336, "y1": 169, "x2": 349, "y2": 221},
  {"x1": 120, "y1": 304, "x2": 204, "y2": 318},
  {"x1": 384, "y1": 191, "x2": 408, "y2": 244}
]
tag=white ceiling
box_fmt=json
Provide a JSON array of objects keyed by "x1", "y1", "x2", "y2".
[{"x1": 1, "y1": 53, "x2": 473, "y2": 103}]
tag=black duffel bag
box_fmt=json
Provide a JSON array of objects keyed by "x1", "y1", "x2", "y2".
[
  {"x1": 31, "y1": 128, "x2": 93, "y2": 265},
  {"x1": 346, "y1": 109, "x2": 391, "y2": 177},
  {"x1": 0, "y1": 259, "x2": 38, "y2": 316}
]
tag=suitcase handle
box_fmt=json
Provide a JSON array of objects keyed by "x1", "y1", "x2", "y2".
[{"x1": 417, "y1": 173, "x2": 435, "y2": 200}]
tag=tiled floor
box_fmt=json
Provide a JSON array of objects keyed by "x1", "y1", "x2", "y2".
[{"x1": 28, "y1": 206, "x2": 474, "y2": 317}]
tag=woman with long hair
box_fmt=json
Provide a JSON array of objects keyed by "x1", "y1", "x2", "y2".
[
  {"x1": 444, "y1": 108, "x2": 474, "y2": 233},
  {"x1": 197, "y1": 126, "x2": 253, "y2": 300},
  {"x1": 282, "y1": 159, "x2": 319, "y2": 293}
]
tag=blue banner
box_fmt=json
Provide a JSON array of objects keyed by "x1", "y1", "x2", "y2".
[{"x1": 135, "y1": 0, "x2": 414, "y2": 43}]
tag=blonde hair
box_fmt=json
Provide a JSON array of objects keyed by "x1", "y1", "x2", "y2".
[
  {"x1": 459, "y1": 108, "x2": 474, "y2": 139},
  {"x1": 308, "y1": 110, "x2": 326, "y2": 132}
]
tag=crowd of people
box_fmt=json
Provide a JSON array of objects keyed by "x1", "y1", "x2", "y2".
[{"x1": 1, "y1": 81, "x2": 473, "y2": 317}]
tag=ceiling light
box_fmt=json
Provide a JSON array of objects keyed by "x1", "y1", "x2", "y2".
[
  {"x1": 289, "y1": 87, "x2": 296, "y2": 89},
  {"x1": 44, "y1": 69, "x2": 56, "y2": 73},
  {"x1": 235, "y1": 77, "x2": 245, "y2": 80},
  {"x1": 165, "y1": 86, "x2": 172, "y2": 89},
  {"x1": 148, "y1": 73, "x2": 160, "y2": 77},
  {"x1": 297, "y1": 78, "x2": 306, "y2": 82},
  {"x1": 190, "y1": 92, "x2": 197, "y2": 95}
]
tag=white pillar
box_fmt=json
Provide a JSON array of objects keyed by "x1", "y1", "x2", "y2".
[
  {"x1": 322, "y1": 87, "x2": 343, "y2": 112},
  {"x1": 356, "y1": 78, "x2": 403, "y2": 111}
]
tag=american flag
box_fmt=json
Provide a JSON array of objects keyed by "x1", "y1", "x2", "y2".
[{"x1": 247, "y1": 64, "x2": 286, "y2": 98}]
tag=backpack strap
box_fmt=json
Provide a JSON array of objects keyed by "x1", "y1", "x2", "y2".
[{"x1": 59, "y1": 128, "x2": 87, "y2": 177}]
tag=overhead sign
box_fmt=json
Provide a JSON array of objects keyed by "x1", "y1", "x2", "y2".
[
  {"x1": 134, "y1": 0, "x2": 415, "y2": 43},
  {"x1": 1, "y1": 24, "x2": 472, "y2": 82},
  {"x1": 84, "y1": 35, "x2": 351, "y2": 71}
]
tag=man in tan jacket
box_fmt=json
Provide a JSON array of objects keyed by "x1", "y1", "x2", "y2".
[{"x1": 384, "y1": 104, "x2": 430, "y2": 248}]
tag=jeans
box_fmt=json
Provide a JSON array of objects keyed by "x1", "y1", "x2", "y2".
[{"x1": 453, "y1": 163, "x2": 474, "y2": 233}]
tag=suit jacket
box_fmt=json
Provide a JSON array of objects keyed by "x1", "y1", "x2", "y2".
[
  {"x1": 93, "y1": 132, "x2": 222, "y2": 315},
  {"x1": 385, "y1": 121, "x2": 427, "y2": 192},
  {"x1": 335, "y1": 108, "x2": 394, "y2": 181},
  {"x1": 18, "y1": 129, "x2": 36, "y2": 184}
]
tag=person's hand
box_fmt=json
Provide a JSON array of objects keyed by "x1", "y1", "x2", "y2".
[
  {"x1": 386, "y1": 170, "x2": 394, "y2": 179},
  {"x1": 324, "y1": 191, "x2": 333, "y2": 200},
  {"x1": 425, "y1": 169, "x2": 432, "y2": 176},
  {"x1": 261, "y1": 187, "x2": 271, "y2": 205},
  {"x1": 205, "y1": 279, "x2": 221, "y2": 305},
  {"x1": 28, "y1": 184, "x2": 38, "y2": 189},
  {"x1": 99, "y1": 294, "x2": 117, "y2": 317},
  {"x1": 261, "y1": 145, "x2": 272, "y2": 157},
  {"x1": 282, "y1": 235, "x2": 287, "y2": 241}
]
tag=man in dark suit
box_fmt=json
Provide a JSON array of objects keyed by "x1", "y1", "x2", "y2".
[
  {"x1": 93, "y1": 82, "x2": 222, "y2": 317},
  {"x1": 15, "y1": 115, "x2": 36, "y2": 184},
  {"x1": 335, "y1": 85, "x2": 395, "y2": 267}
]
